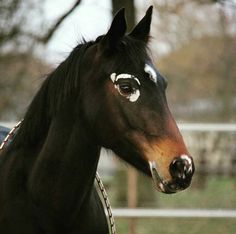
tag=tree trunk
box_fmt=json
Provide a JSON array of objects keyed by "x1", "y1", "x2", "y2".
[{"x1": 112, "y1": 0, "x2": 135, "y2": 31}]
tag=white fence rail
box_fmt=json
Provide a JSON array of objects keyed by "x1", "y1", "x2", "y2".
[
  {"x1": 112, "y1": 208, "x2": 236, "y2": 218},
  {"x1": 178, "y1": 123, "x2": 236, "y2": 132},
  {"x1": 1, "y1": 122, "x2": 236, "y2": 131}
]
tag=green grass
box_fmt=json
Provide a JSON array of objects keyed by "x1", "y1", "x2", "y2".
[
  {"x1": 157, "y1": 176, "x2": 236, "y2": 209},
  {"x1": 107, "y1": 173, "x2": 236, "y2": 233},
  {"x1": 115, "y1": 218, "x2": 236, "y2": 234}
]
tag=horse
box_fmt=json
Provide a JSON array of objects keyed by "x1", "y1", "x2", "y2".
[{"x1": 0, "y1": 6, "x2": 194, "y2": 234}]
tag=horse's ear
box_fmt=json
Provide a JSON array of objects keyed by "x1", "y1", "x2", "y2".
[
  {"x1": 129, "y1": 6, "x2": 153, "y2": 42},
  {"x1": 100, "y1": 8, "x2": 127, "y2": 51}
]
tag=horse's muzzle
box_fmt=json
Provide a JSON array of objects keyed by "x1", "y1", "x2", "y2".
[{"x1": 149, "y1": 155, "x2": 194, "y2": 194}]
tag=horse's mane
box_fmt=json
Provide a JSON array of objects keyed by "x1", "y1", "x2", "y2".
[
  {"x1": 10, "y1": 41, "x2": 94, "y2": 149},
  {"x1": 8, "y1": 36, "x2": 148, "y2": 150}
]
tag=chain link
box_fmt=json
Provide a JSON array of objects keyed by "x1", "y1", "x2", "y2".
[
  {"x1": 0, "y1": 121, "x2": 116, "y2": 234},
  {"x1": 0, "y1": 120, "x2": 22, "y2": 150},
  {"x1": 95, "y1": 172, "x2": 116, "y2": 234}
]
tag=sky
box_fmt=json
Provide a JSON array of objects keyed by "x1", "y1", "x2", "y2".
[
  {"x1": 41, "y1": 0, "x2": 152, "y2": 63},
  {"x1": 42, "y1": 0, "x2": 111, "y2": 63}
]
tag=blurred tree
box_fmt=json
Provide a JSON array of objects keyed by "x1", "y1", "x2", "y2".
[
  {"x1": 35, "y1": 0, "x2": 82, "y2": 44},
  {"x1": 0, "y1": 0, "x2": 46, "y2": 119},
  {"x1": 112, "y1": 0, "x2": 135, "y2": 31},
  {"x1": 0, "y1": 53, "x2": 50, "y2": 119},
  {"x1": 0, "y1": 0, "x2": 40, "y2": 54},
  {"x1": 147, "y1": 0, "x2": 236, "y2": 121},
  {"x1": 0, "y1": 0, "x2": 83, "y2": 119},
  {"x1": 0, "y1": 0, "x2": 82, "y2": 53},
  {"x1": 151, "y1": 0, "x2": 236, "y2": 53},
  {"x1": 158, "y1": 36, "x2": 236, "y2": 121}
]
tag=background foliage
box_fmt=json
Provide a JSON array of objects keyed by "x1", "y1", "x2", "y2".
[{"x1": 0, "y1": 0, "x2": 235, "y2": 121}]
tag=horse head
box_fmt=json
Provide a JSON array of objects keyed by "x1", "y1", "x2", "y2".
[{"x1": 79, "y1": 6, "x2": 194, "y2": 194}]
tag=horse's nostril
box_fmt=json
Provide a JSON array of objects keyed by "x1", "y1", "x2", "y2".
[{"x1": 169, "y1": 155, "x2": 194, "y2": 181}]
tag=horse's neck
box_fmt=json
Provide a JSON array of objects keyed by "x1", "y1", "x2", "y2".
[{"x1": 28, "y1": 111, "x2": 100, "y2": 215}]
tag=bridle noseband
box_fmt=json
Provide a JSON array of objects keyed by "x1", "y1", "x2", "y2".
[{"x1": 0, "y1": 121, "x2": 116, "y2": 234}]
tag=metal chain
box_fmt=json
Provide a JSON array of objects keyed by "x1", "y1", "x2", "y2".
[
  {"x1": 0, "y1": 120, "x2": 22, "y2": 150},
  {"x1": 0, "y1": 121, "x2": 116, "y2": 234},
  {"x1": 95, "y1": 172, "x2": 116, "y2": 234}
]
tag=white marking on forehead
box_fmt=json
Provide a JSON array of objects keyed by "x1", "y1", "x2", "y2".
[
  {"x1": 144, "y1": 64, "x2": 157, "y2": 83},
  {"x1": 110, "y1": 73, "x2": 141, "y2": 85}
]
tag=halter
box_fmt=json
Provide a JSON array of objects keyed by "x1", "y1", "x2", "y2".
[{"x1": 0, "y1": 121, "x2": 116, "y2": 234}]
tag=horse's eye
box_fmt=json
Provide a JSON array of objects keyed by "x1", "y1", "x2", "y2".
[
  {"x1": 112, "y1": 76, "x2": 141, "y2": 102},
  {"x1": 117, "y1": 83, "x2": 136, "y2": 96}
]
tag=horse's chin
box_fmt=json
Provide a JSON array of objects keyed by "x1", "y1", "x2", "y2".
[{"x1": 149, "y1": 161, "x2": 177, "y2": 194}]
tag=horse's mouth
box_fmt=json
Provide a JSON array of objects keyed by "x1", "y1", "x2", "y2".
[{"x1": 149, "y1": 161, "x2": 177, "y2": 194}]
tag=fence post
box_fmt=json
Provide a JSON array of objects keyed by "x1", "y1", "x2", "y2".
[{"x1": 127, "y1": 166, "x2": 138, "y2": 234}]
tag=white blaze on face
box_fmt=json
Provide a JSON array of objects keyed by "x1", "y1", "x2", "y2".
[
  {"x1": 144, "y1": 64, "x2": 157, "y2": 83},
  {"x1": 110, "y1": 73, "x2": 141, "y2": 102}
]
